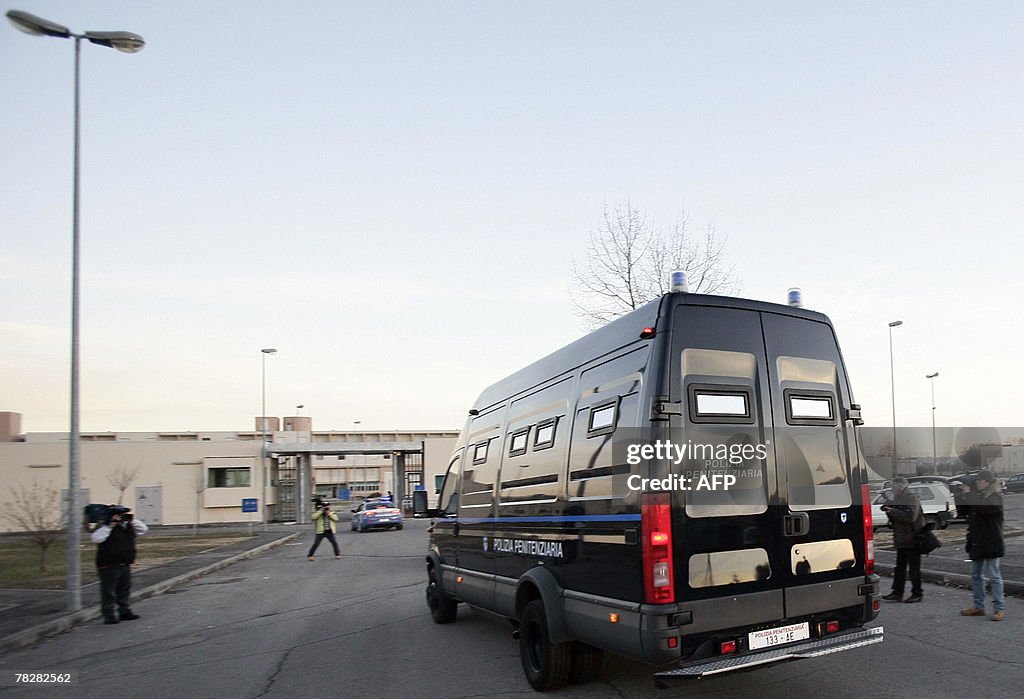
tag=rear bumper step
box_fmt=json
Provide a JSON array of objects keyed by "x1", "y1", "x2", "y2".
[{"x1": 655, "y1": 626, "x2": 883, "y2": 680}]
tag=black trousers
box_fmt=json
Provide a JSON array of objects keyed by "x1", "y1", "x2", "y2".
[
  {"x1": 307, "y1": 531, "x2": 340, "y2": 556},
  {"x1": 893, "y1": 548, "x2": 923, "y2": 597},
  {"x1": 98, "y1": 565, "x2": 133, "y2": 619}
]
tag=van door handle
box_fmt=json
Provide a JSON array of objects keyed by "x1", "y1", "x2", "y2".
[{"x1": 784, "y1": 512, "x2": 810, "y2": 537}]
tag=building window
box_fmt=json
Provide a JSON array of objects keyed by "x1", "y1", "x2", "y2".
[{"x1": 207, "y1": 467, "x2": 251, "y2": 488}]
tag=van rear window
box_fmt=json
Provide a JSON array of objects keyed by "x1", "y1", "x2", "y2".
[
  {"x1": 784, "y1": 389, "x2": 837, "y2": 426},
  {"x1": 687, "y1": 385, "x2": 755, "y2": 424}
]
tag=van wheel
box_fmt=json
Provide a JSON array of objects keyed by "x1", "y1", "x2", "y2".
[
  {"x1": 568, "y1": 641, "x2": 603, "y2": 684},
  {"x1": 519, "y1": 600, "x2": 571, "y2": 691},
  {"x1": 426, "y1": 570, "x2": 457, "y2": 624},
  {"x1": 926, "y1": 515, "x2": 941, "y2": 531}
]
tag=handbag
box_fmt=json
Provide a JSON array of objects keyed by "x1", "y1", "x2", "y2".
[{"x1": 914, "y1": 522, "x2": 942, "y2": 555}]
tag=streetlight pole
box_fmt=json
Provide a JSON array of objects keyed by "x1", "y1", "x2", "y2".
[
  {"x1": 7, "y1": 9, "x2": 144, "y2": 613},
  {"x1": 261, "y1": 348, "x2": 278, "y2": 531},
  {"x1": 888, "y1": 320, "x2": 903, "y2": 479},
  {"x1": 926, "y1": 372, "x2": 939, "y2": 471}
]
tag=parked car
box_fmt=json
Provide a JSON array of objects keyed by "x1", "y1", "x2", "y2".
[
  {"x1": 350, "y1": 499, "x2": 404, "y2": 532},
  {"x1": 872, "y1": 482, "x2": 957, "y2": 530},
  {"x1": 1003, "y1": 473, "x2": 1024, "y2": 494}
]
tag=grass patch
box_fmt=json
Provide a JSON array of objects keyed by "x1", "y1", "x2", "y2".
[{"x1": 0, "y1": 531, "x2": 252, "y2": 590}]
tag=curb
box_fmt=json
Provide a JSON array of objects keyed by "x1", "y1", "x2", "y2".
[
  {"x1": 0, "y1": 533, "x2": 298, "y2": 656},
  {"x1": 875, "y1": 562, "x2": 1024, "y2": 596}
]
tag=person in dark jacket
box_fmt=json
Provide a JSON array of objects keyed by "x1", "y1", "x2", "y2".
[
  {"x1": 959, "y1": 470, "x2": 1005, "y2": 621},
  {"x1": 880, "y1": 478, "x2": 925, "y2": 603},
  {"x1": 90, "y1": 507, "x2": 148, "y2": 624}
]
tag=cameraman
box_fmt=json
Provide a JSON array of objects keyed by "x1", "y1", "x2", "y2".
[
  {"x1": 880, "y1": 478, "x2": 925, "y2": 604},
  {"x1": 307, "y1": 500, "x2": 340, "y2": 560},
  {"x1": 90, "y1": 507, "x2": 148, "y2": 624}
]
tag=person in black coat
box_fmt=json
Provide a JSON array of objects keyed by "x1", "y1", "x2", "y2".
[
  {"x1": 959, "y1": 470, "x2": 1005, "y2": 621},
  {"x1": 90, "y1": 507, "x2": 148, "y2": 624},
  {"x1": 880, "y1": 478, "x2": 925, "y2": 603}
]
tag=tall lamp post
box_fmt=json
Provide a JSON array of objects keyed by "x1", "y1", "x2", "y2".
[
  {"x1": 261, "y1": 348, "x2": 278, "y2": 531},
  {"x1": 888, "y1": 320, "x2": 903, "y2": 479},
  {"x1": 7, "y1": 9, "x2": 144, "y2": 612},
  {"x1": 926, "y1": 372, "x2": 939, "y2": 471}
]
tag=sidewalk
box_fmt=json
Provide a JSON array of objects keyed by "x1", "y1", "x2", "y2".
[
  {"x1": 875, "y1": 530, "x2": 1024, "y2": 595},
  {"x1": 0, "y1": 527, "x2": 298, "y2": 655}
]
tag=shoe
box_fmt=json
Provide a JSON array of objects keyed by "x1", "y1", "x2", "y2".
[
  {"x1": 960, "y1": 607, "x2": 986, "y2": 616},
  {"x1": 334, "y1": 555, "x2": 341, "y2": 559},
  {"x1": 103, "y1": 617, "x2": 119, "y2": 625},
  {"x1": 881, "y1": 593, "x2": 902, "y2": 602},
  {"x1": 904, "y1": 595, "x2": 923, "y2": 604},
  {"x1": 307, "y1": 556, "x2": 315, "y2": 561},
  {"x1": 992, "y1": 611, "x2": 1005, "y2": 622},
  {"x1": 120, "y1": 612, "x2": 140, "y2": 621}
]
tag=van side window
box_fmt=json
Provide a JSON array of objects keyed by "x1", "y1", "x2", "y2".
[
  {"x1": 462, "y1": 407, "x2": 506, "y2": 508},
  {"x1": 499, "y1": 377, "x2": 572, "y2": 504},
  {"x1": 784, "y1": 389, "x2": 836, "y2": 426},
  {"x1": 438, "y1": 455, "x2": 461, "y2": 515},
  {"x1": 533, "y1": 418, "x2": 557, "y2": 450},
  {"x1": 473, "y1": 441, "x2": 489, "y2": 465},
  {"x1": 508, "y1": 428, "x2": 530, "y2": 457},
  {"x1": 588, "y1": 401, "x2": 618, "y2": 436},
  {"x1": 568, "y1": 345, "x2": 649, "y2": 500}
]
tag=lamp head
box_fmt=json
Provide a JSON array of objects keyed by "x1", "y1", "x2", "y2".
[
  {"x1": 6, "y1": 10, "x2": 70, "y2": 38},
  {"x1": 85, "y1": 30, "x2": 145, "y2": 53}
]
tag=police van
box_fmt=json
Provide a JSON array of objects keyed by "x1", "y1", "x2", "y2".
[{"x1": 419, "y1": 290, "x2": 882, "y2": 691}]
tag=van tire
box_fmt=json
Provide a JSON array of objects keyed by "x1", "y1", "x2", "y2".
[
  {"x1": 926, "y1": 514, "x2": 942, "y2": 531},
  {"x1": 568, "y1": 641, "x2": 603, "y2": 684},
  {"x1": 519, "y1": 600, "x2": 571, "y2": 691},
  {"x1": 427, "y1": 570, "x2": 457, "y2": 624}
]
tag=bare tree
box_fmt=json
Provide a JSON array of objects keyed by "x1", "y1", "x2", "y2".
[
  {"x1": 1, "y1": 480, "x2": 67, "y2": 572},
  {"x1": 571, "y1": 200, "x2": 740, "y2": 327},
  {"x1": 106, "y1": 465, "x2": 141, "y2": 505}
]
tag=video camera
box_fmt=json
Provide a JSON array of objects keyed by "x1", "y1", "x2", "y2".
[
  {"x1": 312, "y1": 496, "x2": 330, "y2": 511},
  {"x1": 83, "y1": 503, "x2": 132, "y2": 527}
]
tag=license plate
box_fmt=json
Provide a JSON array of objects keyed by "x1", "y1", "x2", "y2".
[{"x1": 748, "y1": 622, "x2": 809, "y2": 650}]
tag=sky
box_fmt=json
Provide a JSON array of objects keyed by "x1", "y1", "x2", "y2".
[{"x1": 2, "y1": 1, "x2": 1022, "y2": 435}]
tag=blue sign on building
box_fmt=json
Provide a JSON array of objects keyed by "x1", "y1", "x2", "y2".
[{"x1": 241, "y1": 498, "x2": 258, "y2": 513}]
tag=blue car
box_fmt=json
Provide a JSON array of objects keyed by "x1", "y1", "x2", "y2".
[{"x1": 351, "y1": 499, "x2": 404, "y2": 532}]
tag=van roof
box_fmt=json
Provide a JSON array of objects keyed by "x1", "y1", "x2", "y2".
[{"x1": 471, "y1": 292, "x2": 833, "y2": 413}]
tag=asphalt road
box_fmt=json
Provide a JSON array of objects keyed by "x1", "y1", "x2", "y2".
[{"x1": 1, "y1": 518, "x2": 1022, "y2": 698}]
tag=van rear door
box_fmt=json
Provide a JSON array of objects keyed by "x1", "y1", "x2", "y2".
[
  {"x1": 760, "y1": 312, "x2": 865, "y2": 616},
  {"x1": 668, "y1": 304, "x2": 865, "y2": 619}
]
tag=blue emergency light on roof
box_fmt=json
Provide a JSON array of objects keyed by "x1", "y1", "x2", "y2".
[
  {"x1": 787, "y1": 287, "x2": 803, "y2": 308},
  {"x1": 670, "y1": 270, "x2": 689, "y2": 293}
]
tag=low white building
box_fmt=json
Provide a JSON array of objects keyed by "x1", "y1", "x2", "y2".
[{"x1": 0, "y1": 411, "x2": 456, "y2": 532}]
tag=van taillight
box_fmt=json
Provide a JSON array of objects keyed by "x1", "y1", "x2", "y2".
[
  {"x1": 861, "y1": 484, "x2": 874, "y2": 575},
  {"x1": 642, "y1": 493, "x2": 675, "y2": 604}
]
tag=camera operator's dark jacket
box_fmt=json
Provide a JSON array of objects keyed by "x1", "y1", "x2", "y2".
[
  {"x1": 92, "y1": 520, "x2": 146, "y2": 567},
  {"x1": 886, "y1": 488, "x2": 924, "y2": 550},
  {"x1": 963, "y1": 483, "x2": 1004, "y2": 560}
]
